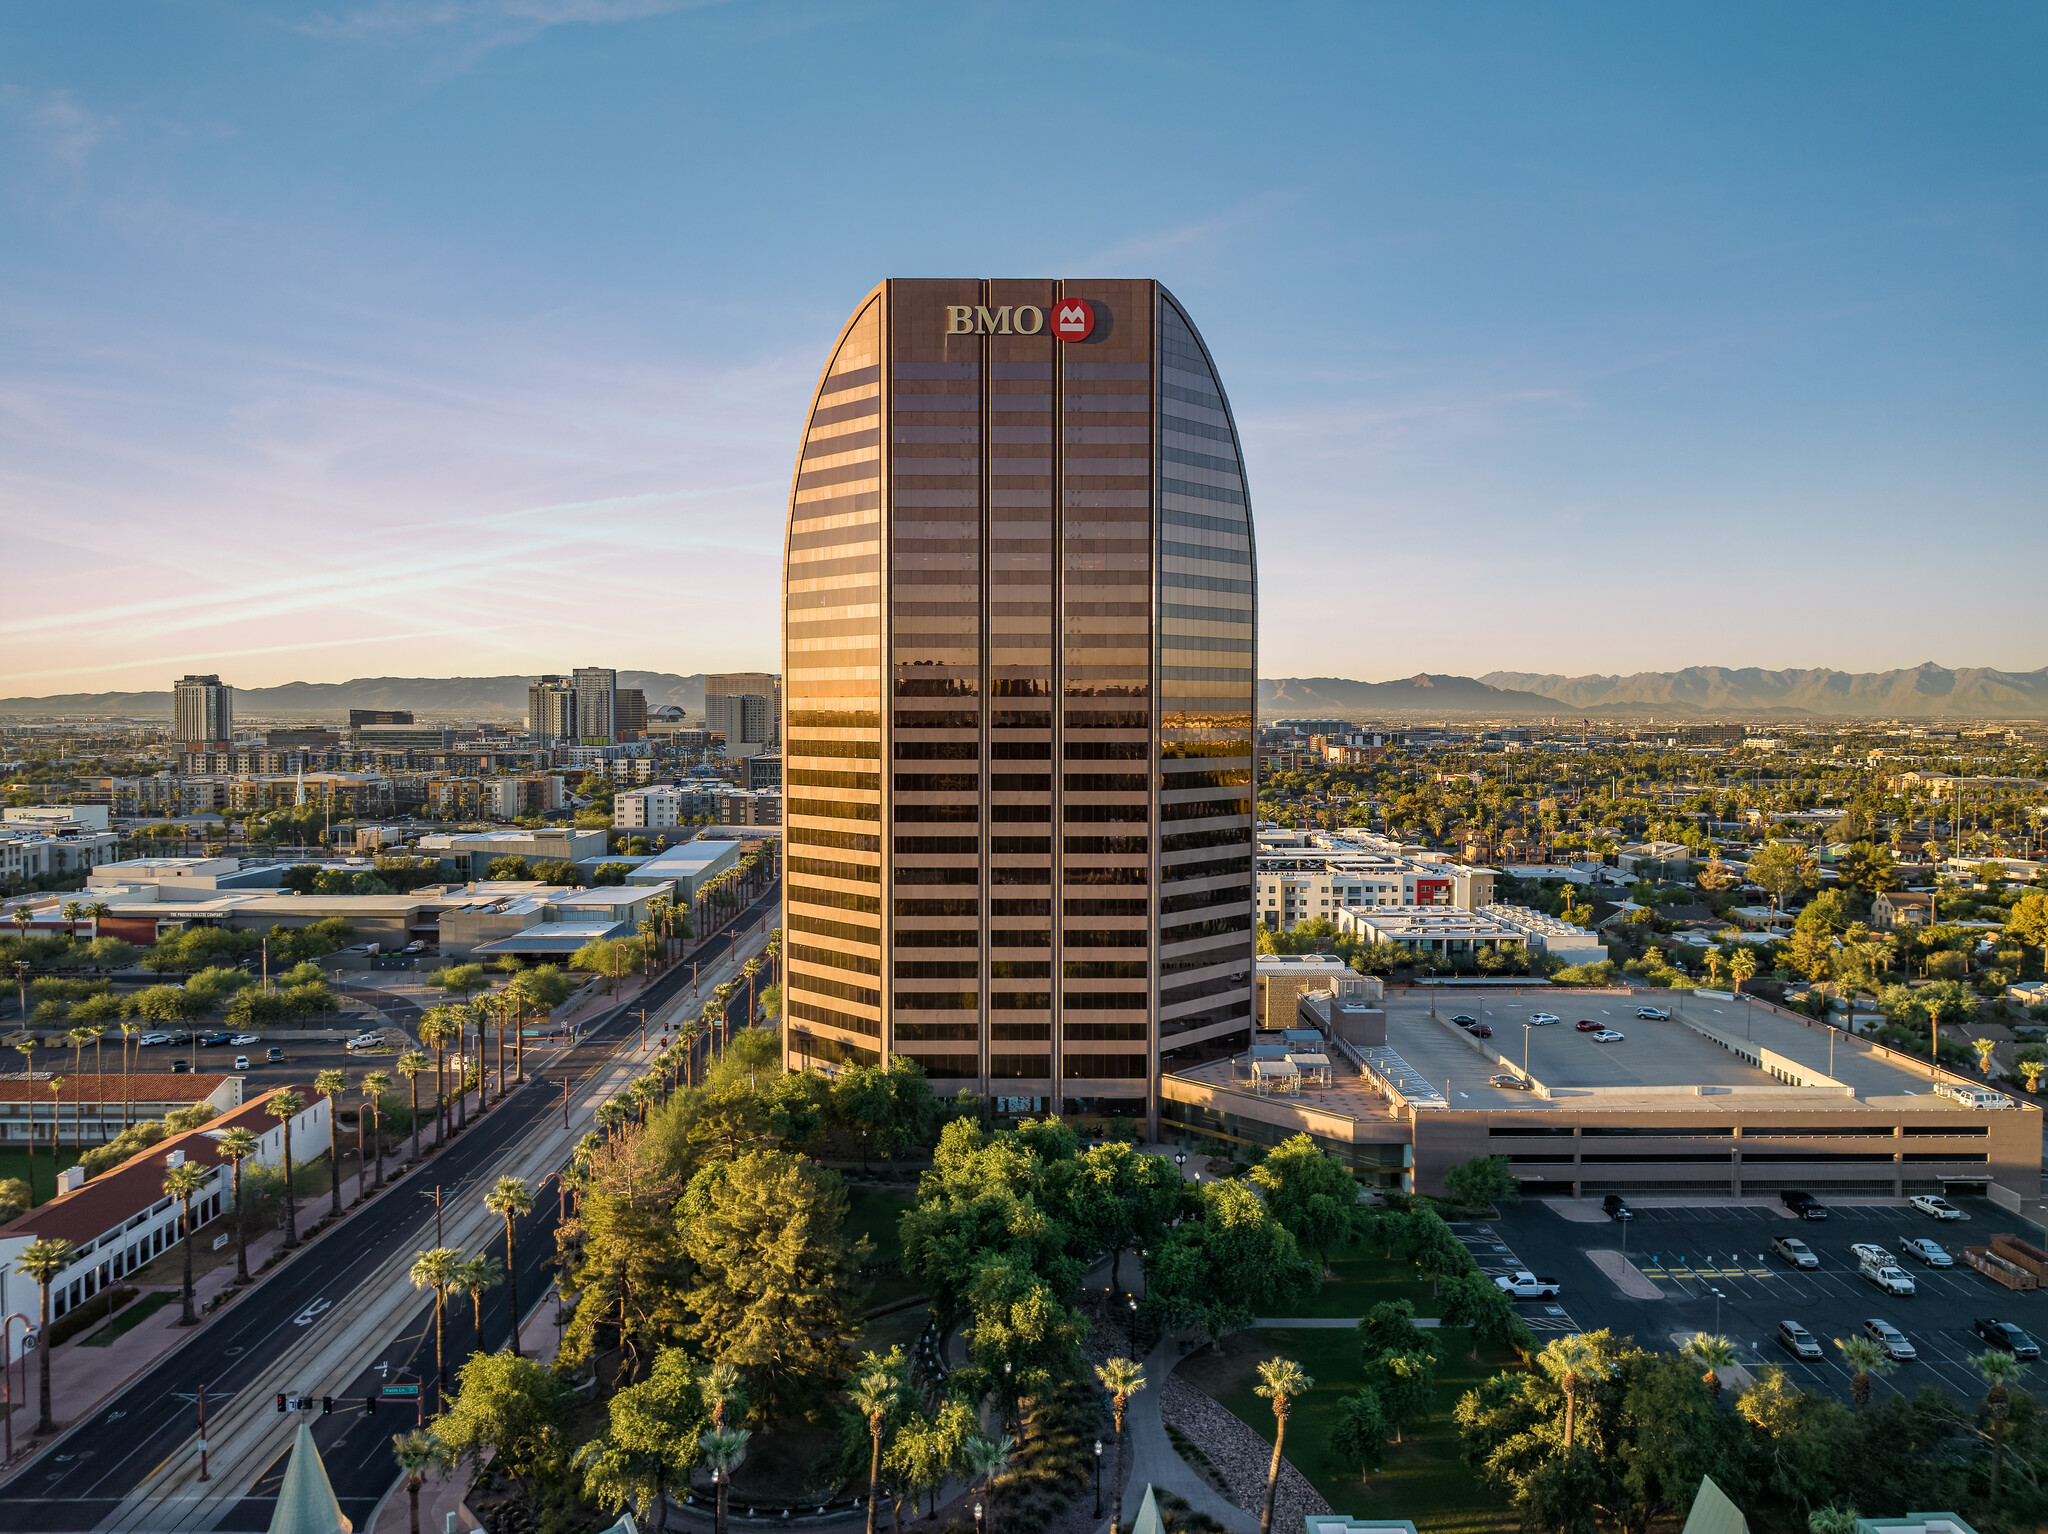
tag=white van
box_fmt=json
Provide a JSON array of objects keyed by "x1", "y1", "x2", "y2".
[{"x1": 1935, "y1": 1083, "x2": 2014, "y2": 1110}]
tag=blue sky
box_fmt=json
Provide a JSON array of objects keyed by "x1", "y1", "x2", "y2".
[{"x1": 2, "y1": 1, "x2": 2043, "y2": 694}]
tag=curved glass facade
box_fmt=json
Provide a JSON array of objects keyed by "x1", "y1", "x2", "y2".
[{"x1": 783, "y1": 280, "x2": 1256, "y2": 1129}]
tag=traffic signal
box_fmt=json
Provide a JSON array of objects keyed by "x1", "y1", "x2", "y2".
[
  {"x1": 321, "y1": 1397, "x2": 333, "y2": 1415},
  {"x1": 364, "y1": 1395, "x2": 376, "y2": 1416},
  {"x1": 276, "y1": 1394, "x2": 287, "y2": 1414}
]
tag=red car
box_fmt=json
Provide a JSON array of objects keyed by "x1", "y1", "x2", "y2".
[
  {"x1": 1574, "y1": 1020, "x2": 1603, "y2": 1032},
  {"x1": 1465, "y1": 1022, "x2": 1493, "y2": 1038}
]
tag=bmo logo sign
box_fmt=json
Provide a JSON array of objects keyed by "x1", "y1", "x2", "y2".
[{"x1": 943, "y1": 297, "x2": 1097, "y2": 342}]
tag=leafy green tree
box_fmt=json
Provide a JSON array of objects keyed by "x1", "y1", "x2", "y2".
[
  {"x1": 1366, "y1": 1349, "x2": 1435, "y2": 1443},
  {"x1": 1442, "y1": 1154, "x2": 1518, "y2": 1213},
  {"x1": 1749, "y1": 842, "x2": 1819, "y2": 923},
  {"x1": 532, "y1": 858, "x2": 584, "y2": 886},
  {"x1": 1253, "y1": 1357, "x2": 1312, "y2": 1534},
  {"x1": 1142, "y1": 1178, "x2": 1315, "y2": 1343},
  {"x1": 1249, "y1": 1133, "x2": 1363, "y2": 1269},
  {"x1": 1838, "y1": 842, "x2": 1902, "y2": 896},
  {"x1": 1327, "y1": 1386, "x2": 1386, "y2": 1477},
  {"x1": 485, "y1": 856, "x2": 533, "y2": 881},
  {"x1": 436, "y1": 1351, "x2": 573, "y2": 1499},
  {"x1": 1358, "y1": 1299, "x2": 1440, "y2": 1367},
  {"x1": 882, "y1": 1399, "x2": 977, "y2": 1523},
  {"x1": 677, "y1": 1150, "x2": 862, "y2": 1419},
  {"x1": 1059, "y1": 1140, "x2": 1182, "y2": 1293},
  {"x1": 1438, "y1": 1271, "x2": 1533, "y2": 1361},
  {"x1": 578, "y1": 1347, "x2": 708, "y2": 1533}
]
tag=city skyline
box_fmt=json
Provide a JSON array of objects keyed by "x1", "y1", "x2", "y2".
[{"x1": 3, "y1": 4, "x2": 2044, "y2": 693}]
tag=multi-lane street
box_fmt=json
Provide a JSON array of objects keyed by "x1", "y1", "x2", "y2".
[{"x1": 0, "y1": 882, "x2": 779, "y2": 1533}]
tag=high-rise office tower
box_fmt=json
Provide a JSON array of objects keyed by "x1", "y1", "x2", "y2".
[
  {"x1": 528, "y1": 676, "x2": 577, "y2": 744},
  {"x1": 173, "y1": 674, "x2": 233, "y2": 748},
  {"x1": 615, "y1": 688, "x2": 648, "y2": 741},
  {"x1": 572, "y1": 667, "x2": 617, "y2": 743},
  {"x1": 706, "y1": 673, "x2": 782, "y2": 744},
  {"x1": 780, "y1": 280, "x2": 1257, "y2": 1132},
  {"x1": 707, "y1": 693, "x2": 772, "y2": 756}
]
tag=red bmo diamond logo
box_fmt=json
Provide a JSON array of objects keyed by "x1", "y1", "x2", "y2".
[{"x1": 1052, "y1": 298, "x2": 1096, "y2": 342}]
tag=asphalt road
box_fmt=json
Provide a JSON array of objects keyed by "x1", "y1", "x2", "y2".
[
  {"x1": 1481, "y1": 1194, "x2": 2046, "y2": 1411},
  {"x1": 0, "y1": 881, "x2": 780, "y2": 1533}
]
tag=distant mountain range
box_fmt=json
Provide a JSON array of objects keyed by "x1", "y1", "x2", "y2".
[
  {"x1": 5, "y1": 662, "x2": 2043, "y2": 721},
  {"x1": 0, "y1": 672, "x2": 710, "y2": 720}
]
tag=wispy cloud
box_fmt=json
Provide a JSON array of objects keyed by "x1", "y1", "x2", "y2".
[{"x1": 0, "y1": 85, "x2": 116, "y2": 173}]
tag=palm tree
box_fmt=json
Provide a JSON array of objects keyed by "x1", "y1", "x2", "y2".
[
  {"x1": 1683, "y1": 1333, "x2": 1737, "y2": 1401},
  {"x1": 17, "y1": 1236, "x2": 74, "y2": 1433},
  {"x1": 409, "y1": 1246, "x2": 463, "y2": 1401},
  {"x1": 1972, "y1": 1349, "x2": 2025, "y2": 1502},
  {"x1": 165, "y1": 1161, "x2": 210, "y2": 1325},
  {"x1": 1094, "y1": 1357, "x2": 1147, "y2": 1534},
  {"x1": 217, "y1": 1126, "x2": 260, "y2": 1285},
  {"x1": 2021, "y1": 1060, "x2": 2045, "y2": 1095},
  {"x1": 391, "y1": 1429, "x2": 454, "y2": 1534},
  {"x1": 314, "y1": 1069, "x2": 347, "y2": 1218},
  {"x1": 397, "y1": 1051, "x2": 429, "y2": 1164},
  {"x1": 418, "y1": 1008, "x2": 457, "y2": 1150},
  {"x1": 47, "y1": 1078, "x2": 65, "y2": 1157},
  {"x1": 1703, "y1": 950, "x2": 1725, "y2": 989},
  {"x1": 1972, "y1": 1038, "x2": 1998, "y2": 1079},
  {"x1": 1834, "y1": 1335, "x2": 1896, "y2": 1411},
  {"x1": 484, "y1": 1175, "x2": 531, "y2": 1354},
  {"x1": 118, "y1": 1019, "x2": 141, "y2": 1131},
  {"x1": 699, "y1": 1426, "x2": 751, "y2": 1534},
  {"x1": 1538, "y1": 1334, "x2": 1610, "y2": 1449},
  {"x1": 1253, "y1": 1358, "x2": 1312, "y2": 1534},
  {"x1": 362, "y1": 1070, "x2": 391, "y2": 1188},
  {"x1": 959, "y1": 1434, "x2": 1015, "y2": 1534},
  {"x1": 701, "y1": 1361, "x2": 744, "y2": 1429},
  {"x1": 266, "y1": 1088, "x2": 305, "y2": 1248},
  {"x1": 1729, "y1": 949, "x2": 1758, "y2": 991},
  {"x1": 849, "y1": 1369, "x2": 898, "y2": 1534},
  {"x1": 456, "y1": 1254, "x2": 501, "y2": 1343}
]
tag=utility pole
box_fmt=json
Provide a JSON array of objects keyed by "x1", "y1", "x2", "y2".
[{"x1": 197, "y1": 1383, "x2": 210, "y2": 1482}]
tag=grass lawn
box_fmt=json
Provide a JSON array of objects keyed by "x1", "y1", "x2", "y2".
[
  {"x1": 843, "y1": 1186, "x2": 913, "y2": 1264},
  {"x1": 79, "y1": 1289, "x2": 178, "y2": 1346},
  {"x1": 1287, "y1": 1244, "x2": 1442, "y2": 1320},
  {"x1": 0, "y1": 1146, "x2": 85, "y2": 1205}
]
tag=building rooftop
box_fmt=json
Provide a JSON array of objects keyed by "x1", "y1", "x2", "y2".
[{"x1": 471, "y1": 919, "x2": 629, "y2": 955}]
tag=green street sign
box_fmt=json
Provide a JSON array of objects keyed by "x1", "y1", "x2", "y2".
[{"x1": 382, "y1": 1384, "x2": 421, "y2": 1397}]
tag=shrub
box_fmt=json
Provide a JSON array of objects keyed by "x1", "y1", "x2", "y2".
[
  {"x1": 48, "y1": 1285, "x2": 136, "y2": 1347},
  {"x1": 80, "y1": 1120, "x2": 169, "y2": 1177}
]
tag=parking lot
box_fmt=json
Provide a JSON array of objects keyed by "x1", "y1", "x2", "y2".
[{"x1": 1483, "y1": 1197, "x2": 2046, "y2": 1408}]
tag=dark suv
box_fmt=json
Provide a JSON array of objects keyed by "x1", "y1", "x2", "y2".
[
  {"x1": 1603, "y1": 1194, "x2": 1635, "y2": 1221},
  {"x1": 1780, "y1": 1190, "x2": 1828, "y2": 1220},
  {"x1": 1975, "y1": 1319, "x2": 2042, "y2": 1359}
]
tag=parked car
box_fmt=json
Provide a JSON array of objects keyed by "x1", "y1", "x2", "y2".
[
  {"x1": 1529, "y1": 1013, "x2": 1561, "y2": 1025},
  {"x1": 1494, "y1": 1271, "x2": 1563, "y2": 1299},
  {"x1": 1863, "y1": 1318, "x2": 1916, "y2": 1361},
  {"x1": 1603, "y1": 1194, "x2": 1634, "y2": 1221},
  {"x1": 230, "y1": 1033, "x2": 262, "y2": 1046},
  {"x1": 1488, "y1": 1072, "x2": 1531, "y2": 1090},
  {"x1": 234, "y1": 1055, "x2": 251, "y2": 1070},
  {"x1": 137, "y1": 1032, "x2": 173, "y2": 1047},
  {"x1": 1974, "y1": 1319, "x2": 2042, "y2": 1359},
  {"x1": 197, "y1": 1031, "x2": 231, "y2": 1047},
  {"x1": 1777, "y1": 1320, "x2": 1824, "y2": 1360},
  {"x1": 1853, "y1": 1243, "x2": 1916, "y2": 1296},
  {"x1": 1464, "y1": 1022, "x2": 1493, "y2": 1038},
  {"x1": 1771, "y1": 1235, "x2": 1820, "y2": 1269},
  {"x1": 1450, "y1": 1015, "x2": 1479, "y2": 1025},
  {"x1": 1575, "y1": 1020, "x2": 1604, "y2": 1032},
  {"x1": 345, "y1": 1033, "x2": 384, "y2": 1052},
  {"x1": 1781, "y1": 1190, "x2": 1828, "y2": 1220},
  {"x1": 1909, "y1": 1193, "x2": 1965, "y2": 1221},
  {"x1": 403, "y1": 940, "x2": 427, "y2": 954},
  {"x1": 1591, "y1": 1030, "x2": 1626, "y2": 1043},
  {"x1": 1635, "y1": 1006, "x2": 1671, "y2": 1020},
  {"x1": 1901, "y1": 1237, "x2": 1954, "y2": 1268}
]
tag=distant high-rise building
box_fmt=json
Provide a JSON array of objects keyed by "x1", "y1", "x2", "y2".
[
  {"x1": 348, "y1": 709, "x2": 414, "y2": 727},
  {"x1": 173, "y1": 675, "x2": 233, "y2": 748},
  {"x1": 528, "y1": 676, "x2": 577, "y2": 744},
  {"x1": 706, "y1": 673, "x2": 781, "y2": 743},
  {"x1": 615, "y1": 688, "x2": 648, "y2": 741},
  {"x1": 573, "y1": 667, "x2": 618, "y2": 743},
  {"x1": 706, "y1": 693, "x2": 772, "y2": 756},
  {"x1": 779, "y1": 279, "x2": 1257, "y2": 1132}
]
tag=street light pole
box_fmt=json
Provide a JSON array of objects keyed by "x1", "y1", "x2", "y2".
[{"x1": 1093, "y1": 1441, "x2": 1102, "y2": 1516}]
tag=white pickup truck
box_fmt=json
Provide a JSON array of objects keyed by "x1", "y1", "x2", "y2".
[
  {"x1": 1494, "y1": 1270, "x2": 1563, "y2": 1299},
  {"x1": 1852, "y1": 1243, "x2": 1917, "y2": 1296}
]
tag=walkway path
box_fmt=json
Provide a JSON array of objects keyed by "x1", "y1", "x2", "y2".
[{"x1": 1110, "y1": 1336, "x2": 1256, "y2": 1534}]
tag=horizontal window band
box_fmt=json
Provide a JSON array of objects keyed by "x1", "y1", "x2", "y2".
[{"x1": 1161, "y1": 540, "x2": 1249, "y2": 565}]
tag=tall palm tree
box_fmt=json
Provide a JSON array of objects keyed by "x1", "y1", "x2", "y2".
[
  {"x1": 391, "y1": 1429, "x2": 454, "y2": 1534},
  {"x1": 165, "y1": 1161, "x2": 210, "y2": 1325},
  {"x1": 1683, "y1": 1333, "x2": 1738, "y2": 1401},
  {"x1": 409, "y1": 1246, "x2": 463, "y2": 1401},
  {"x1": 484, "y1": 1175, "x2": 532, "y2": 1354},
  {"x1": 699, "y1": 1426, "x2": 750, "y2": 1534},
  {"x1": 456, "y1": 1254, "x2": 501, "y2": 1343},
  {"x1": 1834, "y1": 1335, "x2": 1896, "y2": 1411},
  {"x1": 1252, "y1": 1358, "x2": 1312, "y2": 1534},
  {"x1": 1094, "y1": 1357, "x2": 1147, "y2": 1534},
  {"x1": 217, "y1": 1126, "x2": 260, "y2": 1285},
  {"x1": 397, "y1": 1051, "x2": 429, "y2": 1164},
  {"x1": 118, "y1": 1020, "x2": 141, "y2": 1131},
  {"x1": 959, "y1": 1434, "x2": 1014, "y2": 1534},
  {"x1": 849, "y1": 1369, "x2": 898, "y2": 1534},
  {"x1": 1972, "y1": 1349, "x2": 2025, "y2": 1502},
  {"x1": 17, "y1": 1236, "x2": 74, "y2": 1433},
  {"x1": 362, "y1": 1070, "x2": 391, "y2": 1188},
  {"x1": 417, "y1": 1008, "x2": 457, "y2": 1150},
  {"x1": 701, "y1": 1361, "x2": 744, "y2": 1429},
  {"x1": 47, "y1": 1078, "x2": 65, "y2": 1157},
  {"x1": 314, "y1": 1069, "x2": 347, "y2": 1218},
  {"x1": 266, "y1": 1088, "x2": 305, "y2": 1248},
  {"x1": 1538, "y1": 1335, "x2": 1610, "y2": 1449},
  {"x1": 67, "y1": 1027, "x2": 92, "y2": 1143}
]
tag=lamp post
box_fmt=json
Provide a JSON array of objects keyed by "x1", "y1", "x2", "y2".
[
  {"x1": 1173, "y1": 1152, "x2": 1187, "y2": 1182},
  {"x1": 1, "y1": 1312, "x2": 31, "y2": 1463},
  {"x1": 1093, "y1": 1441, "x2": 1103, "y2": 1516},
  {"x1": 1711, "y1": 1287, "x2": 1724, "y2": 1334},
  {"x1": 1127, "y1": 1296, "x2": 1138, "y2": 1353}
]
